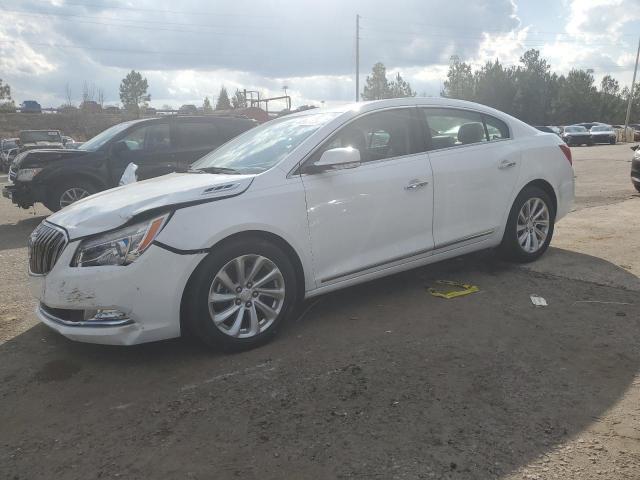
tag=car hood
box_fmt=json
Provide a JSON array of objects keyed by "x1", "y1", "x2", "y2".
[
  {"x1": 14, "y1": 148, "x2": 90, "y2": 168},
  {"x1": 564, "y1": 131, "x2": 590, "y2": 136},
  {"x1": 21, "y1": 142, "x2": 64, "y2": 150},
  {"x1": 48, "y1": 172, "x2": 255, "y2": 240}
]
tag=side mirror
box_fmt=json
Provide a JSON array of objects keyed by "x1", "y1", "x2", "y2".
[
  {"x1": 312, "y1": 147, "x2": 361, "y2": 172},
  {"x1": 62, "y1": 138, "x2": 68, "y2": 145}
]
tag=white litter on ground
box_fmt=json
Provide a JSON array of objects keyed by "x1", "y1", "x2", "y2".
[{"x1": 530, "y1": 294, "x2": 548, "y2": 307}]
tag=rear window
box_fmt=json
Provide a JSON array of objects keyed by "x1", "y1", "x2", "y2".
[{"x1": 174, "y1": 122, "x2": 222, "y2": 149}]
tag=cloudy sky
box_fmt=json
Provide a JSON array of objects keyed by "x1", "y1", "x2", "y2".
[{"x1": 1, "y1": 0, "x2": 639, "y2": 109}]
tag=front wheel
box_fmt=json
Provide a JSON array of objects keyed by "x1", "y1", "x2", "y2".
[
  {"x1": 498, "y1": 186, "x2": 555, "y2": 263},
  {"x1": 47, "y1": 179, "x2": 97, "y2": 211},
  {"x1": 183, "y1": 237, "x2": 298, "y2": 351}
]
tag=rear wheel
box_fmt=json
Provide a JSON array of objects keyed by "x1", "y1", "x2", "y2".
[
  {"x1": 633, "y1": 182, "x2": 640, "y2": 193},
  {"x1": 499, "y1": 186, "x2": 555, "y2": 263},
  {"x1": 47, "y1": 179, "x2": 97, "y2": 211},
  {"x1": 183, "y1": 237, "x2": 298, "y2": 351}
]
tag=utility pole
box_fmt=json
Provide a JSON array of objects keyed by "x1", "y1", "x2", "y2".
[
  {"x1": 624, "y1": 36, "x2": 640, "y2": 142},
  {"x1": 355, "y1": 14, "x2": 360, "y2": 102}
]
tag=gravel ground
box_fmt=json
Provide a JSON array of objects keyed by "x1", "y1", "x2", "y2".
[{"x1": 1, "y1": 144, "x2": 639, "y2": 479}]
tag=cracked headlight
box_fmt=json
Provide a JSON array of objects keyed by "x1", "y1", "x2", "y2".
[{"x1": 71, "y1": 214, "x2": 170, "y2": 267}]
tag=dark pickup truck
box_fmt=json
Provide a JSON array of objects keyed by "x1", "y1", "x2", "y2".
[{"x1": 3, "y1": 115, "x2": 256, "y2": 211}]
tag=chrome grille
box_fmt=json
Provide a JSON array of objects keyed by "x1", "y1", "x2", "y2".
[
  {"x1": 28, "y1": 223, "x2": 67, "y2": 275},
  {"x1": 8, "y1": 165, "x2": 16, "y2": 182}
]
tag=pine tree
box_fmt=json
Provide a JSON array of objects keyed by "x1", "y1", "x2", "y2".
[
  {"x1": 203, "y1": 96, "x2": 213, "y2": 113},
  {"x1": 215, "y1": 87, "x2": 232, "y2": 110},
  {"x1": 362, "y1": 63, "x2": 391, "y2": 100}
]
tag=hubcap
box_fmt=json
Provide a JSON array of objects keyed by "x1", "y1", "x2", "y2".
[
  {"x1": 516, "y1": 197, "x2": 550, "y2": 253},
  {"x1": 59, "y1": 187, "x2": 90, "y2": 208},
  {"x1": 208, "y1": 254, "x2": 285, "y2": 338}
]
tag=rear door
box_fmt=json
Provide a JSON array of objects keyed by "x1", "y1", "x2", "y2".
[
  {"x1": 173, "y1": 120, "x2": 225, "y2": 170},
  {"x1": 421, "y1": 108, "x2": 521, "y2": 248},
  {"x1": 109, "y1": 122, "x2": 177, "y2": 182}
]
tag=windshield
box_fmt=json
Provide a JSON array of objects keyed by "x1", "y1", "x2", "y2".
[
  {"x1": 79, "y1": 121, "x2": 138, "y2": 152},
  {"x1": 591, "y1": 126, "x2": 610, "y2": 131},
  {"x1": 191, "y1": 111, "x2": 341, "y2": 174},
  {"x1": 566, "y1": 126, "x2": 587, "y2": 133},
  {"x1": 20, "y1": 130, "x2": 62, "y2": 143}
]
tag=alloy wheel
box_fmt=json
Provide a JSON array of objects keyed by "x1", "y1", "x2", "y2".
[
  {"x1": 208, "y1": 254, "x2": 285, "y2": 338},
  {"x1": 516, "y1": 197, "x2": 550, "y2": 253},
  {"x1": 59, "y1": 187, "x2": 90, "y2": 208}
]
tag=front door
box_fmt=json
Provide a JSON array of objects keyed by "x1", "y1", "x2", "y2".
[
  {"x1": 301, "y1": 108, "x2": 434, "y2": 285},
  {"x1": 110, "y1": 122, "x2": 177, "y2": 183}
]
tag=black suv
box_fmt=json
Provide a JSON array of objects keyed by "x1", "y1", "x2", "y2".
[{"x1": 3, "y1": 115, "x2": 256, "y2": 211}]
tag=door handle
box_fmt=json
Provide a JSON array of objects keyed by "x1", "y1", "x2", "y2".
[
  {"x1": 405, "y1": 180, "x2": 429, "y2": 190},
  {"x1": 498, "y1": 159, "x2": 517, "y2": 169}
]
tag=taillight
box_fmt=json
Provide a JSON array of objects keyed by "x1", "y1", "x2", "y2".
[{"x1": 559, "y1": 144, "x2": 572, "y2": 165}]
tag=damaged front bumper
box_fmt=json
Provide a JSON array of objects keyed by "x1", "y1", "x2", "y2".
[
  {"x1": 30, "y1": 240, "x2": 206, "y2": 345},
  {"x1": 2, "y1": 181, "x2": 40, "y2": 209}
]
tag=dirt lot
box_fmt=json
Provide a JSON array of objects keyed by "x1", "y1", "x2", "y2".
[{"x1": 1, "y1": 144, "x2": 639, "y2": 479}]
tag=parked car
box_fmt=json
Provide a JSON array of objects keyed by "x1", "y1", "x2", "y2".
[
  {"x1": 1, "y1": 138, "x2": 18, "y2": 171},
  {"x1": 23, "y1": 97, "x2": 575, "y2": 350},
  {"x1": 590, "y1": 125, "x2": 616, "y2": 144},
  {"x1": 20, "y1": 100, "x2": 42, "y2": 113},
  {"x1": 3, "y1": 115, "x2": 256, "y2": 211},
  {"x1": 17, "y1": 130, "x2": 65, "y2": 152},
  {"x1": 631, "y1": 145, "x2": 640, "y2": 192},
  {"x1": 562, "y1": 125, "x2": 593, "y2": 146}
]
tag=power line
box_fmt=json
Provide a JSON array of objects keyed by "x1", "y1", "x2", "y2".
[{"x1": 12, "y1": 0, "x2": 275, "y2": 18}]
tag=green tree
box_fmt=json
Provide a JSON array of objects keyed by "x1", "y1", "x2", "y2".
[
  {"x1": 552, "y1": 69, "x2": 598, "y2": 125},
  {"x1": 598, "y1": 75, "x2": 624, "y2": 124},
  {"x1": 362, "y1": 62, "x2": 391, "y2": 100},
  {"x1": 474, "y1": 60, "x2": 517, "y2": 115},
  {"x1": 119, "y1": 70, "x2": 150, "y2": 116},
  {"x1": 389, "y1": 72, "x2": 415, "y2": 98},
  {"x1": 203, "y1": 96, "x2": 213, "y2": 113},
  {"x1": 442, "y1": 56, "x2": 475, "y2": 101},
  {"x1": 215, "y1": 86, "x2": 232, "y2": 110},
  {"x1": 512, "y1": 49, "x2": 553, "y2": 124},
  {"x1": 231, "y1": 89, "x2": 246, "y2": 109},
  {"x1": 0, "y1": 78, "x2": 14, "y2": 112}
]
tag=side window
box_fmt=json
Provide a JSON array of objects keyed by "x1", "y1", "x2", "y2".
[
  {"x1": 175, "y1": 122, "x2": 221, "y2": 150},
  {"x1": 484, "y1": 115, "x2": 510, "y2": 141},
  {"x1": 313, "y1": 109, "x2": 419, "y2": 164},
  {"x1": 422, "y1": 108, "x2": 487, "y2": 150},
  {"x1": 121, "y1": 124, "x2": 171, "y2": 152}
]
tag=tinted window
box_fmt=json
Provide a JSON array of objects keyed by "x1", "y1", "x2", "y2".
[
  {"x1": 175, "y1": 122, "x2": 221, "y2": 149},
  {"x1": 422, "y1": 108, "x2": 487, "y2": 150},
  {"x1": 315, "y1": 109, "x2": 420, "y2": 163},
  {"x1": 121, "y1": 123, "x2": 171, "y2": 152},
  {"x1": 485, "y1": 115, "x2": 510, "y2": 140}
]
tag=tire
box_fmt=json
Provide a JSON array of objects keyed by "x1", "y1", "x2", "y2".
[
  {"x1": 183, "y1": 237, "x2": 298, "y2": 351},
  {"x1": 47, "y1": 179, "x2": 97, "y2": 212},
  {"x1": 634, "y1": 182, "x2": 640, "y2": 193},
  {"x1": 610, "y1": 138, "x2": 616, "y2": 145},
  {"x1": 498, "y1": 186, "x2": 555, "y2": 263}
]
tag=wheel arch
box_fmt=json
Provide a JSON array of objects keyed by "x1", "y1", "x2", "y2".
[
  {"x1": 521, "y1": 178, "x2": 558, "y2": 215},
  {"x1": 179, "y1": 229, "x2": 307, "y2": 335},
  {"x1": 46, "y1": 170, "x2": 107, "y2": 190}
]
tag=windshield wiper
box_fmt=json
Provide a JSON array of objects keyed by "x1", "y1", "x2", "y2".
[{"x1": 188, "y1": 166, "x2": 239, "y2": 174}]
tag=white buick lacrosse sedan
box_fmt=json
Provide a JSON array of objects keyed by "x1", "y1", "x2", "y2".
[{"x1": 28, "y1": 97, "x2": 574, "y2": 349}]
